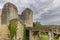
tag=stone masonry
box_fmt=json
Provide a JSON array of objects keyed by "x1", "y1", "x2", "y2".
[{"x1": 0, "y1": 2, "x2": 33, "y2": 40}]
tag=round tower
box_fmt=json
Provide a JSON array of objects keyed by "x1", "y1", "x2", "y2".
[
  {"x1": 1, "y1": 2, "x2": 18, "y2": 25},
  {"x1": 21, "y1": 8, "x2": 33, "y2": 27}
]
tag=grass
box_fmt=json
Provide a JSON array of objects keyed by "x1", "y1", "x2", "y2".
[
  {"x1": 40, "y1": 33, "x2": 48, "y2": 40},
  {"x1": 54, "y1": 37, "x2": 60, "y2": 40},
  {"x1": 40, "y1": 32, "x2": 60, "y2": 40}
]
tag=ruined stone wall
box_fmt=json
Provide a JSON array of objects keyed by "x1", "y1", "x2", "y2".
[
  {"x1": 0, "y1": 2, "x2": 23, "y2": 40},
  {"x1": 20, "y1": 8, "x2": 33, "y2": 27},
  {"x1": 0, "y1": 9, "x2": 9, "y2": 40},
  {"x1": 0, "y1": 2, "x2": 33, "y2": 40},
  {"x1": 17, "y1": 21, "x2": 23, "y2": 40}
]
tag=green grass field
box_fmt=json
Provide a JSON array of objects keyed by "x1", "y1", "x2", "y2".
[
  {"x1": 41, "y1": 34, "x2": 48, "y2": 40},
  {"x1": 40, "y1": 32, "x2": 60, "y2": 40},
  {"x1": 40, "y1": 33, "x2": 48, "y2": 40},
  {"x1": 54, "y1": 37, "x2": 60, "y2": 40}
]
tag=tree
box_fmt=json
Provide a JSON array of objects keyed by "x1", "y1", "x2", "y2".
[
  {"x1": 33, "y1": 21, "x2": 41, "y2": 27},
  {"x1": 8, "y1": 20, "x2": 18, "y2": 40}
]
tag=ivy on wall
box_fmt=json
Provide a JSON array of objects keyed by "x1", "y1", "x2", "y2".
[
  {"x1": 8, "y1": 20, "x2": 18, "y2": 40},
  {"x1": 23, "y1": 24, "x2": 29, "y2": 40},
  {"x1": 23, "y1": 24, "x2": 27, "y2": 40}
]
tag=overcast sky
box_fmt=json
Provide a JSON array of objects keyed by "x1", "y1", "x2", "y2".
[{"x1": 0, "y1": 0, "x2": 60, "y2": 25}]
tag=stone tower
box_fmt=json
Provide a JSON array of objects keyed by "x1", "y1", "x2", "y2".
[
  {"x1": 1, "y1": 2, "x2": 18, "y2": 25},
  {"x1": 20, "y1": 8, "x2": 33, "y2": 27}
]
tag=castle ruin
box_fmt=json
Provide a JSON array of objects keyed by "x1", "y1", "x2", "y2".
[
  {"x1": 0, "y1": 2, "x2": 33, "y2": 40},
  {"x1": 0, "y1": 2, "x2": 60, "y2": 40}
]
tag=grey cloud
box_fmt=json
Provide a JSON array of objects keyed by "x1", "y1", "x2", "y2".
[
  {"x1": 0, "y1": 0, "x2": 5, "y2": 3},
  {"x1": 0, "y1": 0, "x2": 60, "y2": 25},
  {"x1": 40, "y1": 7, "x2": 60, "y2": 20}
]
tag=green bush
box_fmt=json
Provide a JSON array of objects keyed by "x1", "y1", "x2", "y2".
[{"x1": 33, "y1": 21, "x2": 41, "y2": 27}]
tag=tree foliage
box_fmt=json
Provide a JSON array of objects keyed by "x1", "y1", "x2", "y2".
[
  {"x1": 33, "y1": 21, "x2": 41, "y2": 27},
  {"x1": 8, "y1": 20, "x2": 18, "y2": 40}
]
